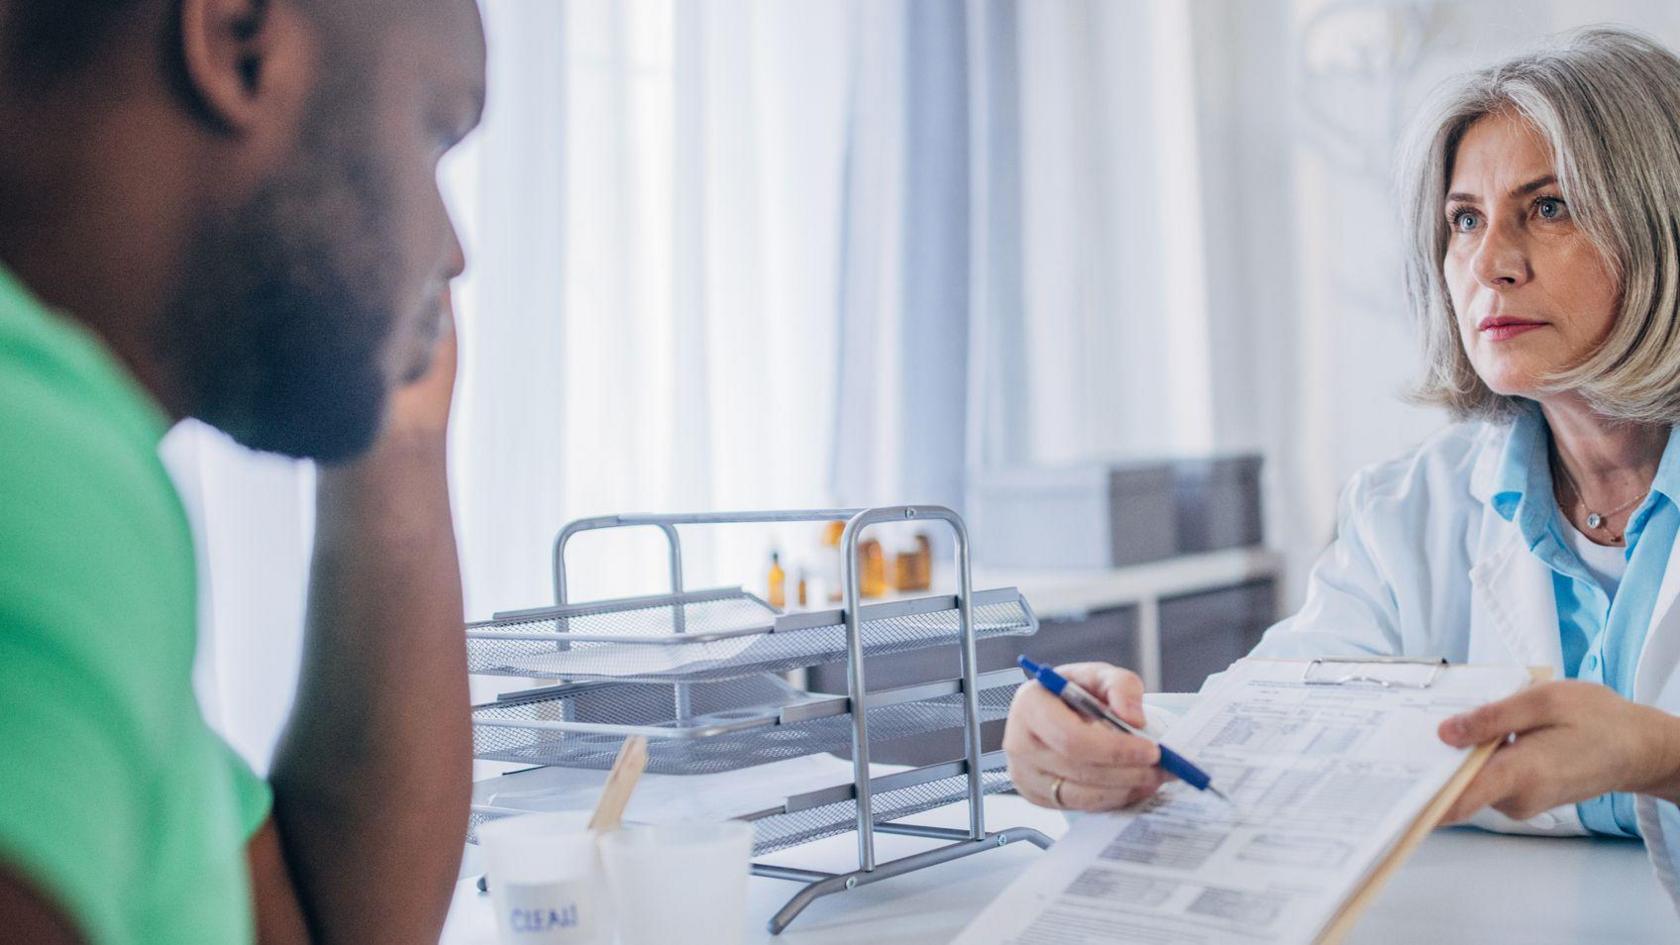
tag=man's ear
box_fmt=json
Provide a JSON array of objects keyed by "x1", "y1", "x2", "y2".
[{"x1": 178, "y1": 0, "x2": 314, "y2": 134}]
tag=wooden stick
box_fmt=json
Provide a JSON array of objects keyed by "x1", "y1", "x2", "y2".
[{"x1": 588, "y1": 735, "x2": 649, "y2": 832}]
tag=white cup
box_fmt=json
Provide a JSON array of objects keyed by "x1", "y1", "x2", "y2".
[
  {"x1": 599, "y1": 820, "x2": 754, "y2": 945},
  {"x1": 477, "y1": 812, "x2": 612, "y2": 945}
]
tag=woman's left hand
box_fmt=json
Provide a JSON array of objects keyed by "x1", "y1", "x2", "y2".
[{"x1": 1438, "y1": 680, "x2": 1680, "y2": 823}]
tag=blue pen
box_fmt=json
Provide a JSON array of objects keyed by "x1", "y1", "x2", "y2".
[{"x1": 1018, "y1": 655, "x2": 1235, "y2": 807}]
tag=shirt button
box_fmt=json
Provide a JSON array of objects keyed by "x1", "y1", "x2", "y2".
[{"x1": 1585, "y1": 654, "x2": 1600, "y2": 672}]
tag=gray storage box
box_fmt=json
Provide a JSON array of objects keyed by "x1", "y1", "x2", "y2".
[
  {"x1": 970, "y1": 462, "x2": 1178, "y2": 569},
  {"x1": 1175, "y1": 454, "x2": 1264, "y2": 553},
  {"x1": 970, "y1": 454, "x2": 1265, "y2": 569}
]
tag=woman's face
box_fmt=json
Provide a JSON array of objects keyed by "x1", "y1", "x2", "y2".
[{"x1": 1442, "y1": 111, "x2": 1621, "y2": 397}]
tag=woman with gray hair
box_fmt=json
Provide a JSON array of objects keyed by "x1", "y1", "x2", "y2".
[{"x1": 1004, "y1": 25, "x2": 1680, "y2": 906}]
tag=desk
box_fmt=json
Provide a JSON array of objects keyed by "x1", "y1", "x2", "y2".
[{"x1": 440, "y1": 792, "x2": 1674, "y2": 944}]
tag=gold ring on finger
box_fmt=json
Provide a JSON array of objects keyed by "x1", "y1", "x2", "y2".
[{"x1": 1050, "y1": 776, "x2": 1065, "y2": 809}]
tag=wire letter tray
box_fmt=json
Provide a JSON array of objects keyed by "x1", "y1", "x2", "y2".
[
  {"x1": 465, "y1": 585, "x2": 1038, "y2": 683},
  {"x1": 472, "y1": 672, "x2": 1022, "y2": 775},
  {"x1": 466, "y1": 507, "x2": 1054, "y2": 934}
]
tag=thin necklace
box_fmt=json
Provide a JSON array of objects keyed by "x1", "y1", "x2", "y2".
[{"x1": 1552, "y1": 455, "x2": 1647, "y2": 537}]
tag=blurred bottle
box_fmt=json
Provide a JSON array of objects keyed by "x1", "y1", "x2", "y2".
[
  {"x1": 796, "y1": 567, "x2": 809, "y2": 608},
  {"x1": 891, "y1": 540, "x2": 916, "y2": 592},
  {"x1": 767, "y1": 550, "x2": 786, "y2": 610},
  {"x1": 892, "y1": 531, "x2": 933, "y2": 592},
  {"x1": 822, "y1": 520, "x2": 845, "y2": 602},
  {"x1": 860, "y1": 538, "x2": 887, "y2": 598}
]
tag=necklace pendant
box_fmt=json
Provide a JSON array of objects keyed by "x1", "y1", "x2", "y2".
[{"x1": 1587, "y1": 512, "x2": 1604, "y2": 529}]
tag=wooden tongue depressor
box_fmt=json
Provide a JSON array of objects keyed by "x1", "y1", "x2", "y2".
[
  {"x1": 588, "y1": 735, "x2": 649, "y2": 832},
  {"x1": 476, "y1": 735, "x2": 651, "y2": 895}
]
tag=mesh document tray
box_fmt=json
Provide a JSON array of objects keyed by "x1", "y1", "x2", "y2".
[
  {"x1": 466, "y1": 753, "x2": 1014, "y2": 856},
  {"x1": 742, "y1": 753, "x2": 1015, "y2": 855},
  {"x1": 465, "y1": 586, "x2": 1037, "y2": 682},
  {"x1": 472, "y1": 673, "x2": 1021, "y2": 775}
]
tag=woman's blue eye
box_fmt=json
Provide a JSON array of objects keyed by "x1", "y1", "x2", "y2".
[
  {"x1": 1451, "y1": 210, "x2": 1480, "y2": 232},
  {"x1": 1537, "y1": 196, "x2": 1567, "y2": 219}
]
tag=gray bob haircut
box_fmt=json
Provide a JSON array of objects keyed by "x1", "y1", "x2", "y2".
[{"x1": 1399, "y1": 27, "x2": 1680, "y2": 424}]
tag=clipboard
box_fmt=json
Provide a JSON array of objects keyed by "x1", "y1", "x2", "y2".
[
  {"x1": 951, "y1": 656, "x2": 1550, "y2": 945},
  {"x1": 1308, "y1": 660, "x2": 1554, "y2": 945}
]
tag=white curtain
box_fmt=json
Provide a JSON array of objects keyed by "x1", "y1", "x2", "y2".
[
  {"x1": 447, "y1": 0, "x2": 858, "y2": 620},
  {"x1": 970, "y1": 0, "x2": 1215, "y2": 469},
  {"x1": 164, "y1": 423, "x2": 313, "y2": 773},
  {"x1": 442, "y1": 0, "x2": 1230, "y2": 624}
]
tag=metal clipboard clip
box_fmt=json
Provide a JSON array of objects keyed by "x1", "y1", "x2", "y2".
[{"x1": 1301, "y1": 656, "x2": 1449, "y2": 689}]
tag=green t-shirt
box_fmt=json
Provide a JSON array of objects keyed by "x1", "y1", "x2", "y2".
[{"x1": 0, "y1": 266, "x2": 272, "y2": 943}]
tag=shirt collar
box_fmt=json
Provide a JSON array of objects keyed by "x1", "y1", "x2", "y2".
[
  {"x1": 1490, "y1": 399, "x2": 1680, "y2": 544},
  {"x1": 1489, "y1": 401, "x2": 1554, "y2": 545},
  {"x1": 1627, "y1": 419, "x2": 1680, "y2": 543},
  {"x1": 1649, "y1": 424, "x2": 1680, "y2": 506}
]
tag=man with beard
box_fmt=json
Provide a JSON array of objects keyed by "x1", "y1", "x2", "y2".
[{"x1": 0, "y1": 0, "x2": 485, "y2": 942}]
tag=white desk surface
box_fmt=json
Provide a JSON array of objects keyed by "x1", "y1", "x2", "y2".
[{"x1": 440, "y1": 791, "x2": 1674, "y2": 944}]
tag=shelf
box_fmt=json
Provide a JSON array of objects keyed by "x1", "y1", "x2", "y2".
[
  {"x1": 465, "y1": 586, "x2": 1038, "y2": 683},
  {"x1": 472, "y1": 672, "x2": 1021, "y2": 775}
]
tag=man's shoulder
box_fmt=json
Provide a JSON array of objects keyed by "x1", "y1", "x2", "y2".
[
  {"x1": 0, "y1": 294, "x2": 166, "y2": 447},
  {"x1": 0, "y1": 338, "x2": 184, "y2": 542},
  {"x1": 0, "y1": 292, "x2": 181, "y2": 515},
  {"x1": 0, "y1": 308, "x2": 196, "y2": 675}
]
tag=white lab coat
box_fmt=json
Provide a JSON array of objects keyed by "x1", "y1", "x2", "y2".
[{"x1": 1252, "y1": 419, "x2": 1680, "y2": 912}]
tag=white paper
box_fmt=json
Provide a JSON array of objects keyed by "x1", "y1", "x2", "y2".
[
  {"x1": 952, "y1": 658, "x2": 1533, "y2": 945},
  {"x1": 497, "y1": 634, "x2": 763, "y2": 678}
]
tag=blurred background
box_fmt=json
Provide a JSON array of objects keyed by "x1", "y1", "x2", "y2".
[{"x1": 165, "y1": 0, "x2": 1680, "y2": 768}]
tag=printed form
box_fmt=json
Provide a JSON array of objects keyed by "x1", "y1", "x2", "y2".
[{"x1": 954, "y1": 658, "x2": 1533, "y2": 945}]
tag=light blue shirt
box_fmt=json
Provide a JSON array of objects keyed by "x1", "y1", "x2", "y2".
[{"x1": 1489, "y1": 403, "x2": 1680, "y2": 838}]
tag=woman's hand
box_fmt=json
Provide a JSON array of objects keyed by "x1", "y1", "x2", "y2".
[
  {"x1": 1002, "y1": 662, "x2": 1168, "y2": 812},
  {"x1": 1438, "y1": 680, "x2": 1680, "y2": 823}
]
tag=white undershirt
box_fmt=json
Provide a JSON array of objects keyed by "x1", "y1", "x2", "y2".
[{"x1": 1564, "y1": 518, "x2": 1630, "y2": 599}]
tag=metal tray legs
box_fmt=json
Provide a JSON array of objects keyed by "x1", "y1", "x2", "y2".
[{"x1": 752, "y1": 825, "x2": 1054, "y2": 935}]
